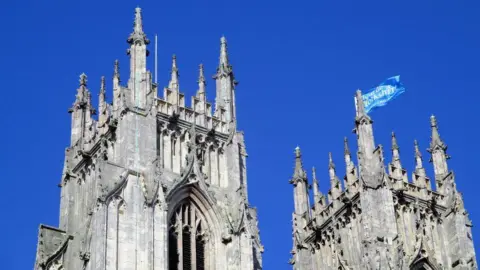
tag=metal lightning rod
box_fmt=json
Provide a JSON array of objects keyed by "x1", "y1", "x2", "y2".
[{"x1": 155, "y1": 34, "x2": 158, "y2": 84}]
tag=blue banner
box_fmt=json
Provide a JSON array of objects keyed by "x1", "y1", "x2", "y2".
[{"x1": 362, "y1": 75, "x2": 405, "y2": 113}]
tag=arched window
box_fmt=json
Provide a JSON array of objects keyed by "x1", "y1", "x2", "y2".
[
  {"x1": 411, "y1": 261, "x2": 435, "y2": 270},
  {"x1": 169, "y1": 200, "x2": 208, "y2": 270}
]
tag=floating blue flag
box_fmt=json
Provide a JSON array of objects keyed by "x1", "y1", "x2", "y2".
[{"x1": 362, "y1": 75, "x2": 405, "y2": 113}]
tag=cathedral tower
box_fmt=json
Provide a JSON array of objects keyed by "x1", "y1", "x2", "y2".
[
  {"x1": 34, "y1": 7, "x2": 263, "y2": 270},
  {"x1": 289, "y1": 90, "x2": 477, "y2": 269}
]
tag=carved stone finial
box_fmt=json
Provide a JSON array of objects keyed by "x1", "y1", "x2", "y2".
[
  {"x1": 197, "y1": 63, "x2": 206, "y2": 97},
  {"x1": 100, "y1": 76, "x2": 106, "y2": 94},
  {"x1": 328, "y1": 152, "x2": 335, "y2": 170},
  {"x1": 391, "y1": 132, "x2": 399, "y2": 151},
  {"x1": 127, "y1": 7, "x2": 149, "y2": 45},
  {"x1": 169, "y1": 55, "x2": 179, "y2": 90},
  {"x1": 355, "y1": 89, "x2": 366, "y2": 116},
  {"x1": 114, "y1": 60, "x2": 120, "y2": 78},
  {"x1": 344, "y1": 137, "x2": 350, "y2": 156},
  {"x1": 295, "y1": 146, "x2": 301, "y2": 158},
  {"x1": 198, "y1": 64, "x2": 205, "y2": 84},
  {"x1": 217, "y1": 36, "x2": 231, "y2": 75},
  {"x1": 291, "y1": 146, "x2": 306, "y2": 181},
  {"x1": 414, "y1": 139, "x2": 423, "y2": 169},
  {"x1": 79, "y1": 73, "x2": 87, "y2": 87},
  {"x1": 428, "y1": 115, "x2": 447, "y2": 152}
]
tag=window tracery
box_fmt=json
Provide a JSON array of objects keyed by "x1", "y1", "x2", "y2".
[{"x1": 169, "y1": 200, "x2": 209, "y2": 270}]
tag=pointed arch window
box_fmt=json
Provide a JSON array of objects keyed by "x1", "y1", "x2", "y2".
[
  {"x1": 169, "y1": 200, "x2": 209, "y2": 270},
  {"x1": 411, "y1": 261, "x2": 436, "y2": 270}
]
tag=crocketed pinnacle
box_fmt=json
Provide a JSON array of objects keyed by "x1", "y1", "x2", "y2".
[
  {"x1": 127, "y1": 7, "x2": 149, "y2": 45},
  {"x1": 220, "y1": 36, "x2": 229, "y2": 67},
  {"x1": 355, "y1": 89, "x2": 367, "y2": 117},
  {"x1": 114, "y1": 60, "x2": 120, "y2": 79},
  {"x1": 328, "y1": 152, "x2": 342, "y2": 194},
  {"x1": 391, "y1": 132, "x2": 399, "y2": 151},
  {"x1": 197, "y1": 64, "x2": 206, "y2": 96},
  {"x1": 100, "y1": 76, "x2": 106, "y2": 95},
  {"x1": 328, "y1": 152, "x2": 335, "y2": 171},
  {"x1": 215, "y1": 36, "x2": 232, "y2": 77},
  {"x1": 169, "y1": 55, "x2": 179, "y2": 91},
  {"x1": 312, "y1": 167, "x2": 320, "y2": 198},
  {"x1": 79, "y1": 73, "x2": 87, "y2": 87},
  {"x1": 328, "y1": 152, "x2": 337, "y2": 182},
  {"x1": 428, "y1": 115, "x2": 447, "y2": 152},
  {"x1": 344, "y1": 137, "x2": 350, "y2": 156},
  {"x1": 414, "y1": 140, "x2": 423, "y2": 169},
  {"x1": 292, "y1": 146, "x2": 306, "y2": 180}
]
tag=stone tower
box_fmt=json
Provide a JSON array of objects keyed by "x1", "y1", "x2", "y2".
[
  {"x1": 289, "y1": 90, "x2": 477, "y2": 269},
  {"x1": 34, "y1": 7, "x2": 263, "y2": 270}
]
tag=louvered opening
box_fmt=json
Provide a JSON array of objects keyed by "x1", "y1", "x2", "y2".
[
  {"x1": 196, "y1": 235, "x2": 205, "y2": 270},
  {"x1": 168, "y1": 229, "x2": 178, "y2": 270},
  {"x1": 183, "y1": 230, "x2": 192, "y2": 270}
]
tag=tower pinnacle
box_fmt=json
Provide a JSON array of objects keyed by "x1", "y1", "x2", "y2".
[
  {"x1": 293, "y1": 146, "x2": 306, "y2": 179},
  {"x1": 312, "y1": 167, "x2": 320, "y2": 198},
  {"x1": 197, "y1": 63, "x2": 206, "y2": 97},
  {"x1": 429, "y1": 115, "x2": 447, "y2": 151},
  {"x1": 169, "y1": 55, "x2": 179, "y2": 91},
  {"x1": 127, "y1": 7, "x2": 149, "y2": 45},
  {"x1": 414, "y1": 139, "x2": 423, "y2": 169},
  {"x1": 389, "y1": 132, "x2": 405, "y2": 182},
  {"x1": 100, "y1": 76, "x2": 106, "y2": 96},
  {"x1": 355, "y1": 89, "x2": 367, "y2": 117},
  {"x1": 114, "y1": 60, "x2": 120, "y2": 79},
  {"x1": 220, "y1": 36, "x2": 230, "y2": 71},
  {"x1": 344, "y1": 137, "x2": 350, "y2": 156},
  {"x1": 79, "y1": 73, "x2": 87, "y2": 87},
  {"x1": 428, "y1": 115, "x2": 450, "y2": 188}
]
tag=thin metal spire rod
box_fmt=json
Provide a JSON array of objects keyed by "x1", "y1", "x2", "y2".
[{"x1": 155, "y1": 34, "x2": 158, "y2": 84}]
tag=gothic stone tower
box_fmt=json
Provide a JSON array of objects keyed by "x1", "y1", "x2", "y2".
[
  {"x1": 34, "y1": 7, "x2": 263, "y2": 270},
  {"x1": 289, "y1": 90, "x2": 477, "y2": 269}
]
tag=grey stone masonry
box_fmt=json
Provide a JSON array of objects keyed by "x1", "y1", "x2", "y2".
[
  {"x1": 289, "y1": 90, "x2": 477, "y2": 269},
  {"x1": 34, "y1": 7, "x2": 263, "y2": 270}
]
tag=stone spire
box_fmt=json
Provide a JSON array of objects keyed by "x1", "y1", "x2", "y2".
[
  {"x1": 168, "y1": 55, "x2": 180, "y2": 91},
  {"x1": 389, "y1": 132, "x2": 405, "y2": 182},
  {"x1": 113, "y1": 60, "x2": 120, "y2": 83},
  {"x1": 293, "y1": 147, "x2": 306, "y2": 180},
  {"x1": 312, "y1": 167, "x2": 326, "y2": 213},
  {"x1": 414, "y1": 140, "x2": 424, "y2": 172},
  {"x1": 214, "y1": 36, "x2": 237, "y2": 129},
  {"x1": 126, "y1": 7, "x2": 150, "y2": 109},
  {"x1": 290, "y1": 147, "x2": 310, "y2": 216},
  {"x1": 69, "y1": 73, "x2": 94, "y2": 146},
  {"x1": 428, "y1": 115, "x2": 450, "y2": 178},
  {"x1": 219, "y1": 36, "x2": 230, "y2": 74},
  {"x1": 354, "y1": 90, "x2": 375, "y2": 161},
  {"x1": 197, "y1": 64, "x2": 206, "y2": 99},
  {"x1": 127, "y1": 7, "x2": 149, "y2": 45},
  {"x1": 412, "y1": 140, "x2": 430, "y2": 190},
  {"x1": 343, "y1": 137, "x2": 358, "y2": 192},
  {"x1": 328, "y1": 152, "x2": 342, "y2": 202},
  {"x1": 98, "y1": 76, "x2": 110, "y2": 134},
  {"x1": 79, "y1": 73, "x2": 87, "y2": 87},
  {"x1": 112, "y1": 60, "x2": 122, "y2": 112},
  {"x1": 99, "y1": 76, "x2": 106, "y2": 103},
  {"x1": 428, "y1": 115, "x2": 450, "y2": 186}
]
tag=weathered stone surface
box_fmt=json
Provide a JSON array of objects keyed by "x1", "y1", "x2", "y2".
[
  {"x1": 34, "y1": 7, "x2": 262, "y2": 270},
  {"x1": 289, "y1": 91, "x2": 477, "y2": 270}
]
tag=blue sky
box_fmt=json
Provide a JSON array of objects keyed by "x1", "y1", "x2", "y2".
[{"x1": 3, "y1": 0, "x2": 480, "y2": 268}]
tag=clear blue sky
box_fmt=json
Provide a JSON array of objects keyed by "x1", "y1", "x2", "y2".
[{"x1": 3, "y1": 0, "x2": 479, "y2": 269}]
